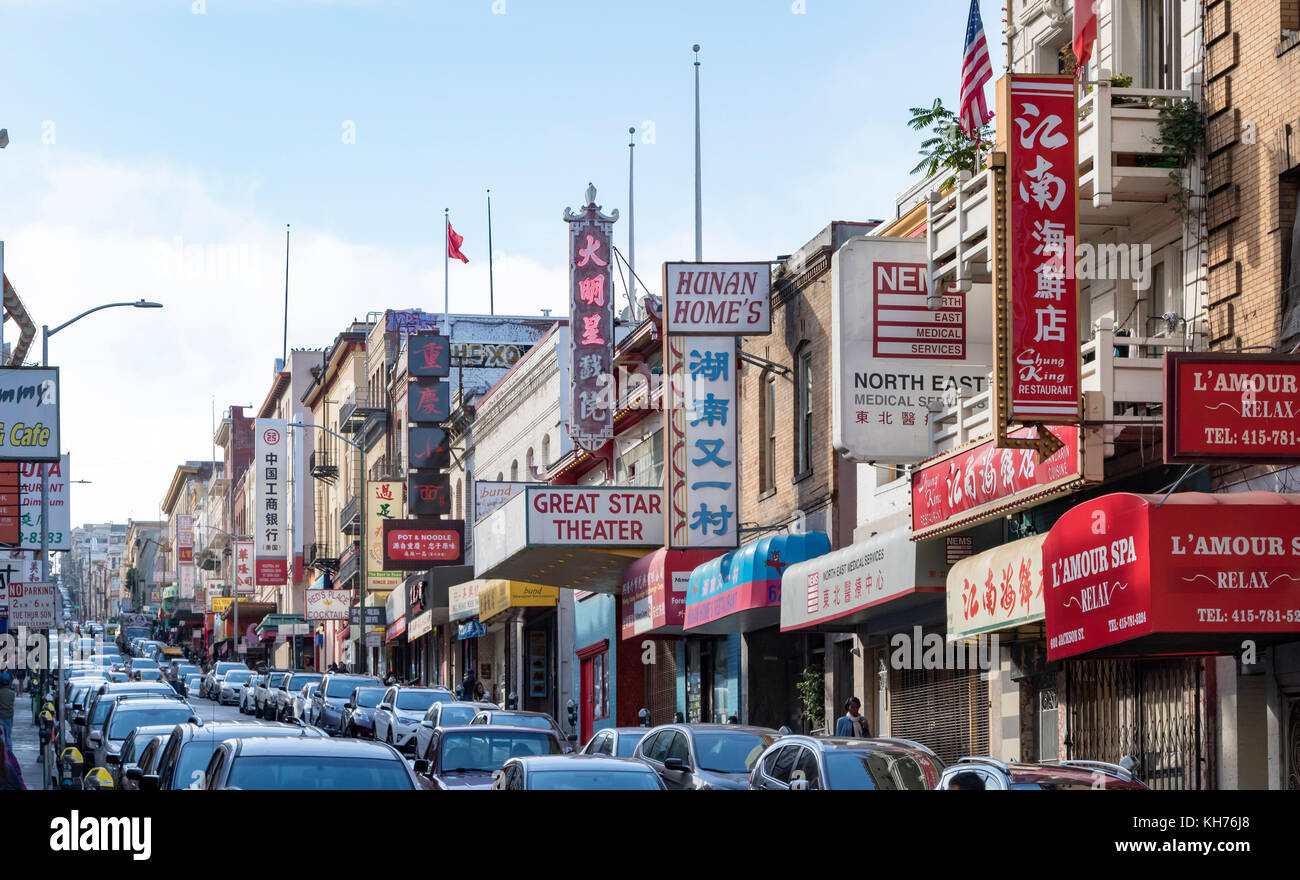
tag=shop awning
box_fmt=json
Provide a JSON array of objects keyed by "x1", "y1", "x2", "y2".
[
  {"x1": 685, "y1": 531, "x2": 830, "y2": 634},
  {"x1": 947, "y1": 534, "x2": 1047, "y2": 642},
  {"x1": 219, "y1": 601, "x2": 274, "y2": 627},
  {"x1": 479, "y1": 581, "x2": 559, "y2": 624},
  {"x1": 780, "y1": 527, "x2": 947, "y2": 634},
  {"x1": 257, "y1": 613, "x2": 307, "y2": 638},
  {"x1": 1044, "y1": 492, "x2": 1300, "y2": 660},
  {"x1": 449, "y1": 580, "x2": 484, "y2": 622},
  {"x1": 621, "y1": 548, "x2": 723, "y2": 639}
]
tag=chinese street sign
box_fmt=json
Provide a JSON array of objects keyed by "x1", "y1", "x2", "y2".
[
  {"x1": 408, "y1": 472, "x2": 452, "y2": 517},
  {"x1": 253, "y1": 419, "x2": 289, "y2": 585},
  {"x1": 408, "y1": 333, "x2": 451, "y2": 378},
  {"x1": 367, "y1": 481, "x2": 404, "y2": 593},
  {"x1": 563, "y1": 184, "x2": 618, "y2": 453},
  {"x1": 234, "y1": 541, "x2": 255, "y2": 594},
  {"x1": 407, "y1": 379, "x2": 450, "y2": 424},
  {"x1": 1163, "y1": 352, "x2": 1300, "y2": 464},
  {"x1": 666, "y1": 336, "x2": 739, "y2": 550},
  {"x1": 664, "y1": 263, "x2": 772, "y2": 335},
  {"x1": 407, "y1": 427, "x2": 450, "y2": 470}
]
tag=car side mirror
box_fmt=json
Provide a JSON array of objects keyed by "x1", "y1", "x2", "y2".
[
  {"x1": 379, "y1": 703, "x2": 392, "y2": 712},
  {"x1": 344, "y1": 702, "x2": 354, "y2": 710},
  {"x1": 106, "y1": 753, "x2": 121, "y2": 765},
  {"x1": 413, "y1": 759, "x2": 430, "y2": 774},
  {"x1": 663, "y1": 757, "x2": 687, "y2": 772},
  {"x1": 125, "y1": 766, "x2": 142, "y2": 781},
  {"x1": 138, "y1": 774, "x2": 160, "y2": 791}
]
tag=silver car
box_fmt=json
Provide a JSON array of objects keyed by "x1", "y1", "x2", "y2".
[
  {"x1": 413, "y1": 701, "x2": 498, "y2": 759},
  {"x1": 372, "y1": 686, "x2": 457, "y2": 752},
  {"x1": 218, "y1": 669, "x2": 255, "y2": 706},
  {"x1": 633, "y1": 723, "x2": 782, "y2": 790},
  {"x1": 202, "y1": 661, "x2": 249, "y2": 699},
  {"x1": 273, "y1": 672, "x2": 324, "y2": 721},
  {"x1": 252, "y1": 671, "x2": 291, "y2": 718},
  {"x1": 238, "y1": 674, "x2": 265, "y2": 714}
]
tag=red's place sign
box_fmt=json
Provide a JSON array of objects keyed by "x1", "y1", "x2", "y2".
[
  {"x1": 1164, "y1": 352, "x2": 1300, "y2": 464},
  {"x1": 382, "y1": 518, "x2": 465, "y2": 570}
]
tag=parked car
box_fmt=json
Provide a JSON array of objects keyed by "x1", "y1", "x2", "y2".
[
  {"x1": 748, "y1": 736, "x2": 943, "y2": 790},
  {"x1": 217, "y1": 669, "x2": 256, "y2": 706},
  {"x1": 120, "y1": 731, "x2": 170, "y2": 792},
  {"x1": 94, "y1": 698, "x2": 198, "y2": 768},
  {"x1": 289, "y1": 682, "x2": 320, "y2": 724},
  {"x1": 497, "y1": 755, "x2": 665, "y2": 790},
  {"x1": 372, "y1": 686, "x2": 456, "y2": 751},
  {"x1": 340, "y1": 687, "x2": 388, "y2": 739},
  {"x1": 126, "y1": 657, "x2": 160, "y2": 677},
  {"x1": 183, "y1": 674, "x2": 204, "y2": 699},
  {"x1": 202, "y1": 737, "x2": 424, "y2": 790},
  {"x1": 633, "y1": 723, "x2": 782, "y2": 790},
  {"x1": 238, "y1": 673, "x2": 266, "y2": 714},
  {"x1": 134, "y1": 668, "x2": 166, "y2": 683},
  {"x1": 581, "y1": 727, "x2": 650, "y2": 759},
  {"x1": 311, "y1": 674, "x2": 383, "y2": 735},
  {"x1": 469, "y1": 709, "x2": 568, "y2": 746},
  {"x1": 272, "y1": 672, "x2": 323, "y2": 721},
  {"x1": 143, "y1": 720, "x2": 327, "y2": 790},
  {"x1": 201, "y1": 661, "x2": 249, "y2": 700},
  {"x1": 80, "y1": 683, "x2": 182, "y2": 752},
  {"x1": 112, "y1": 724, "x2": 176, "y2": 788},
  {"x1": 252, "y1": 670, "x2": 291, "y2": 718},
  {"x1": 414, "y1": 725, "x2": 565, "y2": 790},
  {"x1": 935, "y1": 757, "x2": 1148, "y2": 790},
  {"x1": 413, "y1": 701, "x2": 498, "y2": 759}
]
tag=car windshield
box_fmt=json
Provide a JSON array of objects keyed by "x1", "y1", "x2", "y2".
[
  {"x1": 225, "y1": 756, "x2": 414, "y2": 790},
  {"x1": 287, "y1": 674, "x2": 322, "y2": 690},
  {"x1": 439, "y1": 732, "x2": 562, "y2": 773},
  {"x1": 216, "y1": 663, "x2": 246, "y2": 675},
  {"x1": 267, "y1": 674, "x2": 287, "y2": 687},
  {"x1": 435, "y1": 705, "x2": 479, "y2": 726},
  {"x1": 529, "y1": 769, "x2": 660, "y2": 791},
  {"x1": 693, "y1": 732, "x2": 775, "y2": 774},
  {"x1": 225, "y1": 672, "x2": 252, "y2": 685},
  {"x1": 488, "y1": 714, "x2": 553, "y2": 731},
  {"x1": 108, "y1": 706, "x2": 194, "y2": 741},
  {"x1": 396, "y1": 690, "x2": 448, "y2": 711},
  {"x1": 615, "y1": 732, "x2": 646, "y2": 758},
  {"x1": 131, "y1": 659, "x2": 158, "y2": 669},
  {"x1": 354, "y1": 688, "x2": 386, "y2": 708},
  {"x1": 824, "y1": 751, "x2": 929, "y2": 790},
  {"x1": 326, "y1": 677, "x2": 380, "y2": 698}
]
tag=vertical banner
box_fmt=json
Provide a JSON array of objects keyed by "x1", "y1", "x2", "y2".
[
  {"x1": 1002, "y1": 74, "x2": 1081, "y2": 424},
  {"x1": 179, "y1": 564, "x2": 196, "y2": 600},
  {"x1": 176, "y1": 514, "x2": 194, "y2": 563},
  {"x1": 367, "y1": 481, "x2": 404, "y2": 594},
  {"x1": 666, "y1": 336, "x2": 739, "y2": 549},
  {"x1": 234, "y1": 541, "x2": 255, "y2": 594},
  {"x1": 563, "y1": 185, "x2": 618, "y2": 453},
  {"x1": 254, "y1": 418, "x2": 289, "y2": 585}
]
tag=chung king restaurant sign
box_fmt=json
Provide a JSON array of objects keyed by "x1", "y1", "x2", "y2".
[{"x1": 1164, "y1": 352, "x2": 1300, "y2": 464}]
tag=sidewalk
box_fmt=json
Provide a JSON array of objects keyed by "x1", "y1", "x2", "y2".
[{"x1": 9, "y1": 690, "x2": 50, "y2": 790}]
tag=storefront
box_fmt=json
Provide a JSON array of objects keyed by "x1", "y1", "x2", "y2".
[
  {"x1": 257, "y1": 614, "x2": 311, "y2": 669},
  {"x1": 384, "y1": 586, "x2": 407, "y2": 677},
  {"x1": 682, "y1": 531, "x2": 830, "y2": 728},
  {"x1": 478, "y1": 580, "x2": 560, "y2": 715},
  {"x1": 405, "y1": 565, "x2": 472, "y2": 688}
]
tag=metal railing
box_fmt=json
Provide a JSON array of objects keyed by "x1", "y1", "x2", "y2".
[{"x1": 369, "y1": 453, "x2": 404, "y2": 482}]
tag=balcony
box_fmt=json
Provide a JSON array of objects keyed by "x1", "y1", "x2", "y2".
[
  {"x1": 369, "y1": 453, "x2": 404, "y2": 482},
  {"x1": 341, "y1": 494, "x2": 361, "y2": 536},
  {"x1": 339, "y1": 387, "x2": 384, "y2": 435},
  {"x1": 925, "y1": 80, "x2": 1193, "y2": 292},
  {"x1": 307, "y1": 541, "x2": 339, "y2": 573},
  {"x1": 310, "y1": 449, "x2": 338, "y2": 483}
]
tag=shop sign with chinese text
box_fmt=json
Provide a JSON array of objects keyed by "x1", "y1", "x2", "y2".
[
  {"x1": 1004, "y1": 74, "x2": 1080, "y2": 424},
  {"x1": 176, "y1": 514, "x2": 194, "y2": 564},
  {"x1": 367, "y1": 481, "x2": 404, "y2": 593},
  {"x1": 382, "y1": 518, "x2": 465, "y2": 569},
  {"x1": 17, "y1": 455, "x2": 71, "y2": 551},
  {"x1": 408, "y1": 427, "x2": 450, "y2": 470},
  {"x1": 564, "y1": 187, "x2": 617, "y2": 453},
  {"x1": 408, "y1": 333, "x2": 451, "y2": 378},
  {"x1": 911, "y1": 425, "x2": 1084, "y2": 540},
  {"x1": 409, "y1": 471, "x2": 451, "y2": 516},
  {"x1": 407, "y1": 379, "x2": 449, "y2": 424},
  {"x1": 1164, "y1": 352, "x2": 1300, "y2": 464},
  {"x1": 253, "y1": 419, "x2": 289, "y2": 585},
  {"x1": 666, "y1": 336, "x2": 739, "y2": 549},
  {"x1": 947, "y1": 534, "x2": 1046, "y2": 640},
  {"x1": 234, "y1": 541, "x2": 255, "y2": 594},
  {"x1": 663, "y1": 263, "x2": 771, "y2": 335}
]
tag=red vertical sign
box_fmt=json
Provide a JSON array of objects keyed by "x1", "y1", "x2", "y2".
[
  {"x1": 1008, "y1": 75, "x2": 1080, "y2": 423},
  {"x1": 564, "y1": 186, "x2": 617, "y2": 453}
]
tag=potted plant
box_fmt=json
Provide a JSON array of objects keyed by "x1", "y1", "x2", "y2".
[
  {"x1": 796, "y1": 665, "x2": 826, "y2": 733},
  {"x1": 1110, "y1": 73, "x2": 1139, "y2": 105}
]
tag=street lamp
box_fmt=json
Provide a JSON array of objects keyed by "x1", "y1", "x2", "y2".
[
  {"x1": 287, "y1": 420, "x2": 369, "y2": 674},
  {"x1": 41, "y1": 298, "x2": 163, "y2": 747}
]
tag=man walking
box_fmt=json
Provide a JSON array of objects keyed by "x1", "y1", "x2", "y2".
[{"x1": 0, "y1": 671, "x2": 16, "y2": 746}]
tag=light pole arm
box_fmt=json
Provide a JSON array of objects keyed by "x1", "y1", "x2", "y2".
[{"x1": 288, "y1": 420, "x2": 362, "y2": 451}]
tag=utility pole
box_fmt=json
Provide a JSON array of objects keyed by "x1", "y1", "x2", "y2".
[{"x1": 693, "y1": 43, "x2": 703, "y2": 262}]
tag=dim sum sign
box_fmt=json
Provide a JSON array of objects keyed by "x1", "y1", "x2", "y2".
[{"x1": 0, "y1": 368, "x2": 60, "y2": 462}]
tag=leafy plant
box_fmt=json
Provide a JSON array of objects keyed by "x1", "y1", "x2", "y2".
[
  {"x1": 795, "y1": 665, "x2": 826, "y2": 731},
  {"x1": 1110, "y1": 73, "x2": 1133, "y2": 88},
  {"x1": 1152, "y1": 99, "x2": 1206, "y2": 217},
  {"x1": 907, "y1": 98, "x2": 993, "y2": 190}
]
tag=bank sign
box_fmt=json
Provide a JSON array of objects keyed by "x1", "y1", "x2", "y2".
[
  {"x1": 1164, "y1": 352, "x2": 1300, "y2": 464},
  {"x1": 832, "y1": 238, "x2": 991, "y2": 463},
  {"x1": 0, "y1": 367, "x2": 60, "y2": 462}
]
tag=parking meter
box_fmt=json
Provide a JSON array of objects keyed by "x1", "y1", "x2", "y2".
[{"x1": 59, "y1": 747, "x2": 86, "y2": 790}]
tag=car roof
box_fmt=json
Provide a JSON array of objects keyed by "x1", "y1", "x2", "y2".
[
  {"x1": 171, "y1": 721, "x2": 323, "y2": 742},
  {"x1": 391, "y1": 685, "x2": 454, "y2": 692},
  {"x1": 108, "y1": 698, "x2": 193, "y2": 713},
  {"x1": 604, "y1": 727, "x2": 649, "y2": 735},
  {"x1": 124, "y1": 724, "x2": 180, "y2": 740},
  {"x1": 514, "y1": 755, "x2": 653, "y2": 771},
  {"x1": 480, "y1": 709, "x2": 553, "y2": 718},
  {"x1": 649, "y1": 723, "x2": 780, "y2": 736},
  {"x1": 437, "y1": 725, "x2": 560, "y2": 738},
  {"x1": 226, "y1": 736, "x2": 400, "y2": 758}
]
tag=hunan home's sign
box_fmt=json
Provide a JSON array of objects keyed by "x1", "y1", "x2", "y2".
[{"x1": 1164, "y1": 352, "x2": 1300, "y2": 464}]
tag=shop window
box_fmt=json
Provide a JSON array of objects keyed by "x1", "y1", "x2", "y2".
[
  {"x1": 795, "y1": 346, "x2": 813, "y2": 480},
  {"x1": 593, "y1": 649, "x2": 609, "y2": 720}
]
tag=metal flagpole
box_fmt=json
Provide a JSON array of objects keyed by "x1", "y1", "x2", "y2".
[
  {"x1": 487, "y1": 190, "x2": 495, "y2": 316},
  {"x1": 628, "y1": 127, "x2": 636, "y2": 319},
  {"x1": 282, "y1": 224, "x2": 290, "y2": 366},
  {"x1": 444, "y1": 208, "x2": 450, "y2": 316},
  {"x1": 693, "y1": 44, "x2": 702, "y2": 262}
]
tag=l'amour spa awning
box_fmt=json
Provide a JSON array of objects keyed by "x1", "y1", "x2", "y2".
[
  {"x1": 685, "y1": 531, "x2": 830, "y2": 633},
  {"x1": 1045, "y1": 492, "x2": 1300, "y2": 660}
]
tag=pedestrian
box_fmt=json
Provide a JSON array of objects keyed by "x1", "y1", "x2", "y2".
[
  {"x1": 0, "y1": 671, "x2": 15, "y2": 746},
  {"x1": 834, "y1": 697, "x2": 869, "y2": 738},
  {"x1": 0, "y1": 725, "x2": 24, "y2": 791},
  {"x1": 384, "y1": 669, "x2": 398, "y2": 686},
  {"x1": 473, "y1": 679, "x2": 487, "y2": 702},
  {"x1": 460, "y1": 668, "x2": 477, "y2": 702},
  {"x1": 946, "y1": 771, "x2": 986, "y2": 790}
]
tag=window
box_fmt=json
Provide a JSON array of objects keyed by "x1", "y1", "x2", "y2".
[
  {"x1": 645, "y1": 732, "x2": 672, "y2": 763},
  {"x1": 795, "y1": 346, "x2": 813, "y2": 478},
  {"x1": 763, "y1": 745, "x2": 798, "y2": 784},
  {"x1": 510, "y1": 460, "x2": 519, "y2": 481},
  {"x1": 526, "y1": 448, "x2": 535, "y2": 480},
  {"x1": 664, "y1": 732, "x2": 691, "y2": 766},
  {"x1": 793, "y1": 748, "x2": 821, "y2": 790},
  {"x1": 541, "y1": 433, "x2": 551, "y2": 468},
  {"x1": 593, "y1": 650, "x2": 609, "y2": 721},
  {"x1": 760, "y1": 371, "x2": 776, "y2": 494},
  {"x1": 1141, "y1": 0, "x2": 1181, "y2": 90}
]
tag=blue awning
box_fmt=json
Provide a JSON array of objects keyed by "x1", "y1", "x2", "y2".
[{"x1": 684, "y1": 531, "x2": 830, "y2": 634}]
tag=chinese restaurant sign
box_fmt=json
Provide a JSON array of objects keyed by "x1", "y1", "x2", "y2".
[
  {"x1": 666, "y1": 336, "x2": 739, "y2": 550},
  {"x1": 1164, "y1": 353, "x2": 1300, "y2": 464},
  {"x1": 563, "y1": 186, "x2": 617, "y2": 453},
  {"x1": 18, "y1": 455, "x2": 71, "y2": 551},
  {"x1": 911, "y1": 425, "x2": 1083, "y2": 540},
  {"x1": 1004, "y1": 74, "x2": 1081, "y2": 424},
  {"x1": 382, "y1": 518, "x2": 465, "y2": 570},
  {"x1": 234, "y1": 541, "x2": 255, "y2": 594},
  {"x1": 408, "y1": 427, "x2": 450, "y2": 470},
  {"x1": 1044, "y1": 493, "x2": 1300, "y2": 660},
  {"x1": 176, "y1": 514, "x2": 194, "y2": 564},
  {"x1": 947, "y1": 533, "x2": 1047, "y2": 640},
  {"x1": 407, "y1": 379, "x2": 450, "y2": 423},
  {"x1": 0, "y1": 367, "x2": 60, "y2": 462},
  {"x1": 367, "y1": 481, "x2": 403, "y2": 593},
  {"x1": 408, "y1": 471, "x2": 451, "y2": 517},
  {"x1": 663, "y1": 263, "x2": 771, "y2": 335},
  {"x1": 253, "y1": 419, "x2": 289, "y2": 585},
  {"x1": 408, "y1": 333, "x2": 451, "y2": 378}
]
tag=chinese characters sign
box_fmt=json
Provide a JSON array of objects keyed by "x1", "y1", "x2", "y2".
[
  {"x1": 664, "y1": 263, "x2": 771, "y2": 335},
  {"x1": 253, "y1": 418, "x2": 289, "y2": 585},
  {"x1": 946, "y1": 533, "x2": 1046, "y2": 640},
  {"x1": 666, "y1": 336, "x2": 739, "y2": 549},
  {"x1": 382, "y1": 518, "x2": 465, "y2": 570},
  {"x1": 407, "y1": 427, "x2": 450, "y2": 470},
  {"x1": 911, "y1": 425, "x2": 1083, "y2": 540},
  {"x1": 234, "y1": 541, "x2": 255, "y2": 594},
  {"x1": 563, "y1": 186, "x2": 617, "y2": 453},
  {"x1": 176, "y1": 514, "x2": 193, "y2": 564},
  {"x1": 17, "y1": 456, "x2": 71, "y2": 551},
  {"x1": 408, "y1": 471, "x2": 451, "y2": 516},
  {"x1": 407, "y1": 379, "x2": 449, "y2": 423},
  {"x1": 408, "y1": 333, "x2": 451, "y2": 378},
  {"x1": 367, "y1": 481, "x2": 403, "y2": 593},
  {"x1": 1006, "y1": 74, "x2": 1080, "y2": 423},
  {"x1": 1163, "y1": 353, "x2": 1300, "y2": 464}
]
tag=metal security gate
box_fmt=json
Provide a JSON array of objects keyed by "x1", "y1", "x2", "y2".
[
  {"x1": 1287, "y1": 695, "x2": 1300, "y2": 791},
  {"x1": 890, "y1": 668, "x2": 990, "y2": 765},
  {"x1": 643, "y1": 639, "x2": 678, "y2": 726},
  {"x1": 1064, "y1": 658, "x2": 1205, "y2": 790}
]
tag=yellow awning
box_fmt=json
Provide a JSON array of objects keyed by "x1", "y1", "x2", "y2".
[{"x1": 479, "y1": 580, "x2": 559, "y2": 622}]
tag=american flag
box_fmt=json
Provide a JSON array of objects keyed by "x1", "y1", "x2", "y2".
[{"x1": 959, "y1": 0, "x2": 993, "y2": 140}]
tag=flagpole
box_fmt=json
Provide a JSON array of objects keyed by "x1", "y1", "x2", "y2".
[
  {"x1": 627, "y1": 127, "x2": 636, "y2": 320},
  {"x1": 693, "y1": 43, "x2": 702, "y2": 262},
  {"x1": 486, "y1": 189, "x2": 495, "y2": 316},
  {"x1": 444, "y1": 208, "x2": 450, "y2": 316},
  {"x1": 282, "y1": 223, "x2": 290, "y2": 366}
]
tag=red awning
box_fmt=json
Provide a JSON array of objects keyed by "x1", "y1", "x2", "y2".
[
  {"x1": 620, "y1": 548, "x2": 722, "y2": 640},
  {"x1": 1044, "y1": 492, "x2": 1300, "y2": 660}
]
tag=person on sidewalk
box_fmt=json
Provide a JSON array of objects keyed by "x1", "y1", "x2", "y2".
[
  {"x1": 0, "y1": 671, "x2": 16, "y2": 746},
  {"x1": 834, "y1": 697, "x2": 869, "y2": 738},
  {"x1": 0, "y1": 725, "x2": 25, "y2": 791}
]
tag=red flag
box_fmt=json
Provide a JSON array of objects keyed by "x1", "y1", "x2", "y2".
[
  {"x1": 447, "y1": 222, "x2": 469, "y2": 264},
  {"x1": 1072, "y1": 0, "x2": 1097, "y2": 75}
]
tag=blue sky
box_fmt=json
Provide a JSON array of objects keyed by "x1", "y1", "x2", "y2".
[{"x1": 0, "y1": 0, "x2": 1004, "y2": 525}]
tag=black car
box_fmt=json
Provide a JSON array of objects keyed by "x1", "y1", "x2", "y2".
[{"x1": 144, "y1": 720, "x2": 328, "y2": 790}]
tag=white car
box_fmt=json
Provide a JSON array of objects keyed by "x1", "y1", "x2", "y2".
[
  {"x1": 202, "y1": 661, "x2": 249, "y2": 700},
  {"x1": 272, "y1": 672, "x2": 324, "y2": 721},
  {"x1": 252, "y1": 671, "x2": 291, "y2": 718},
  {"x1": 218, "y1": 669, "x2": 255, "y2": 706},
  {"x1": 413, "y1": 700, "x2": 498, "y2": 760},
  {"x1": 291, "y1": 682, "x2": 320, "y2": 724},
  {"x1": 238, "y1": 674, "x2": 265, "y2": 714},
  {"x1": 371, "y1": 686, "x2": 457, "y2": 752}
]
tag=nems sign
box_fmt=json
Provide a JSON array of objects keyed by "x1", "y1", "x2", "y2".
[{"x1": 1164, "y1": 352, "x2": 1300, "y2": 464}]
